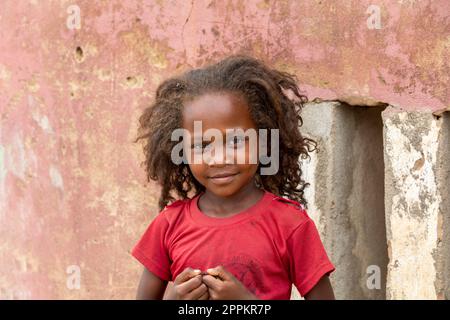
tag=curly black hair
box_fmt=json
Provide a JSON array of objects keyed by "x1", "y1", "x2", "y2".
[{"x1": 135, "y1": 55, "x2": 316, "y2": 210}]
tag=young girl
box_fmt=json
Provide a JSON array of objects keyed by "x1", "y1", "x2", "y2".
[{"x1": 132, "y1": 55, "x2": 335, "y2": 300}]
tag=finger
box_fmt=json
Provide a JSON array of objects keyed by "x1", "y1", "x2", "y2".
[
  {"x1": 197, "y1": 290, "x2": 209, "y2": 300},
  {"x1": 174, "y1": 267, "x2": 201, "y2": 285},
  {"x1": 177, "y1": 274, "x2": 203, "y2": 296},
  {"x1": 207, "y1": 288, "x2": 218, "y2": 300},
  {"x1": 185, "y1": 283, "x2": 208, "y2": 300},
  {"x1": 202, "y1": 274, "x2": 221, "y2": 291},
  {"x1": 206, "y1": 265, "x2": 232, "y2": 281}
]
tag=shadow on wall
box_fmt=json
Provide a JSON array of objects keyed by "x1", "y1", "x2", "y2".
[{"x1": 300, "y1": 101, "x2": 388, "y2": 300}]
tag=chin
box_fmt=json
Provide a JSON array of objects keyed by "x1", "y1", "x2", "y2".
[
  {"x1": 208, "y1": 181, "x2": 256, "y2": 198},
  {"x1": 206, "y1": 184, "x2": 241, "y2": 198}
]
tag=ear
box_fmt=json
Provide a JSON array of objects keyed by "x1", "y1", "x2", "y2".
[
  {"x1": 182, "y1": 154, "x2": 188, "y2": 164},
  {"x1": 181, "y1": 149, "x2": 189, "y2": 164},
  {"x1": 254, "y1": 172, "x2": 262, "y2": 188}
]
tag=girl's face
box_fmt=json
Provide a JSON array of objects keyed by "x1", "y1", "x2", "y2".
[{"x1": 181, "y1": 91, "x2": 259, "y2": 198}]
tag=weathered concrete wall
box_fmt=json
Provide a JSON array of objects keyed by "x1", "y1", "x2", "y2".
[
  {"x1": 300, "y1": 103, "x2": 449, "y2": 300},
  {"x1": 301, "y1": 102, "x2": 388, "y2": 299},
  {"x1": 436, "y1": 113, "x2": 450, "y2": 299},
  {"x1": 0, "y1": 1, "x2": 448, "y2": 299},
  {"x1": 382, "y1": 109, "x2": 449, "y2": 299}
]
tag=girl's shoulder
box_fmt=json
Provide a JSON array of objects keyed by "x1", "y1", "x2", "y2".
[
  {"x1": 271, "y1": 195, "x2": 305, "y2": 211},
  {"x1": 269, "y1": 194, "x2": 307, "y2": 215},
  {"x1": 162, "y1": 198, "x2": 190, "y2": 212},
  {"x1": 163, "y1": 198, "x2": 189, "y2": 210},
  {"x1": 158, "y1": 197, "x2": 193, "y2": 222},
  {"x1": 264, "y1": 193, "x2": 311, "y2": 231}
]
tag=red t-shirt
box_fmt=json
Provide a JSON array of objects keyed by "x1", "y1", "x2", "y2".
[{"x1": 131, "y1": 190, "x2": 335, "y2": 299}]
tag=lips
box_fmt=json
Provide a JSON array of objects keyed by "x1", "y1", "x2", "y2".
[
  {"x1": 209, "y1": 172, "x2": 239, "y2": 179},
  {"x1": 208, "y1": 172, "x2": 239, "y2": 185}
]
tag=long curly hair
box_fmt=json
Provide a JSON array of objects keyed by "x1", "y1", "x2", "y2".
[{"x1": 135, "y1": 55, "x2": 316, "y2": 210}]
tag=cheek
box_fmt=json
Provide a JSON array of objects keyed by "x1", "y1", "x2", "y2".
[
  {"x1": 234, "y1": 141, "x2": 258, "y2": 165},
  {"x1": 240, "y1": 142, "x2": 259, "y2": 175},
  {"x1": 188, "y1": 164, "x2": 207, "y2": 181},
  {"x1": 249, "y1": 164, "x2": 259, "y2": 176},
  {"x1": 237, "y1": 161, "x2": 259, "y2": 176}
]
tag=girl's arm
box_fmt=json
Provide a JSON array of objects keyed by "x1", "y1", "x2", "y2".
[
  {"x1": 136, "y1": 267, "x2": 168, "y2": 299},
  {"x1": 304, "y1": 275, "x2": 335, "y2": 300}
]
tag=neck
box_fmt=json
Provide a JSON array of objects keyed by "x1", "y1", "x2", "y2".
[{"x1": 199, "y1": 179, "x2": 264, "y2": 217}]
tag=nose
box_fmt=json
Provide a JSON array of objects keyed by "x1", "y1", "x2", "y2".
[{"x1": 204, "y1": 144, "x2": 233, "y2": 166}]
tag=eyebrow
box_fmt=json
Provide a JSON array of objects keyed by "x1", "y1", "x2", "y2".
[
  {"x1": 190, "y1": 141, "x2": 210, "y2": 148},
  {"x1": 188, "y1": 136, "x2": 250, "y2": 148},
  {"x1": 184, "y1": 127, "x2": 252, "y2": 136}
]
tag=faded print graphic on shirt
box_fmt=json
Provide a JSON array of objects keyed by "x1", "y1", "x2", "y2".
[{"x1": 223, "y1": 254, "x2": 268, "y2": 296}]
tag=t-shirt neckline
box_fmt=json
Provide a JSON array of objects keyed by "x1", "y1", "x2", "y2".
[{"x1": 189, "y1": 190, "x2": 274, "y2": 227}]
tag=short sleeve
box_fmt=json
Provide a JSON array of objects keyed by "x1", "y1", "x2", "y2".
[
  {"x1": 287, "y1": 217, "x2": 335, "y2": 297},
  {"x1": 131, "y1": 213, "x2": 171, "y2": 281}
]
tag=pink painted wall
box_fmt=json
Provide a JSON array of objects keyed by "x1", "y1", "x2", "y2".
[{"x1": 0, "y1": 0, "x2": 448, "y2": 299}]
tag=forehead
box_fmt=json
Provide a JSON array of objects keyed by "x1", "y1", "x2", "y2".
[{"x1": 182, "y1": 92, "x2": 256, "y2": 132}]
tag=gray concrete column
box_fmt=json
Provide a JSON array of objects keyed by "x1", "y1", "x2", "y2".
[
  {"x1": 382, "y1": 108, "x2": 449, "y2": 299},
  {"x1": 299, "y1": 101, "x2": 388, "y2": 299}
]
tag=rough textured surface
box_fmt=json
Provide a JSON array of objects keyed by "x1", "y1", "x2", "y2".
[
  {"x1": 302, "y1": 103, "x2": 449, "y2": 300},
  {"x1": 382, "y1": 108, "x2": 447, "y2": 299},
  {"x1": 435, "y1": 112, "x2": 450, "y2": 299},
  {"x1": 301, "y1": 102, "x2": 388, "y2": 299},
  {"x1": 0, "y1": 0, "x2": 449, "y2": 299}
]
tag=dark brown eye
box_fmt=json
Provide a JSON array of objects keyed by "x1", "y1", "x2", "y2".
[
  {"x1": 192, "y1": 141, "x2": 212, "y2": 152},
  {"x1": 228, "y1": 136, "x2": 245, "y2": 148}
]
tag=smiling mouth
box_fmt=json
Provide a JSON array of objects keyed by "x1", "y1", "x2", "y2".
[{"x1": 208, "y1": 173, "x2": 239, "y2": 185}]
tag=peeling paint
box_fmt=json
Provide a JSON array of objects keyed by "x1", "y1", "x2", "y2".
[
  {"x1": 122, "y1": 75, "x2": 146, "y2": 89},
  {"x1": 5, "y1": 134, "x2": 27, "y2": 180},
  {"x1": 49, "y1": 166, "x2": 63, "y2": 190},
  {"x1": 0, "y1": 145, "x2": 6, "y2": 184},
  {"x1": 0, "y1": 0, "x2": 448, "y2": 300},
  {"x1": 28, "y1": 95, "x2": 53, "y2": 134},
  {"x1": 383, "y1": 109, "x2": 442, "y2": 299},
  {"x1": 0, "y1": 144, "x2": 7, "y2": 219}
]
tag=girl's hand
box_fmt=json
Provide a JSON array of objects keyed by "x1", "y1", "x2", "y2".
[
  {"x1": 202, "y1": 266, "x2": 258, "y2": 300},
  {"x1": 167, "y1": 267, "x2": 209, "y2": 300}
]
